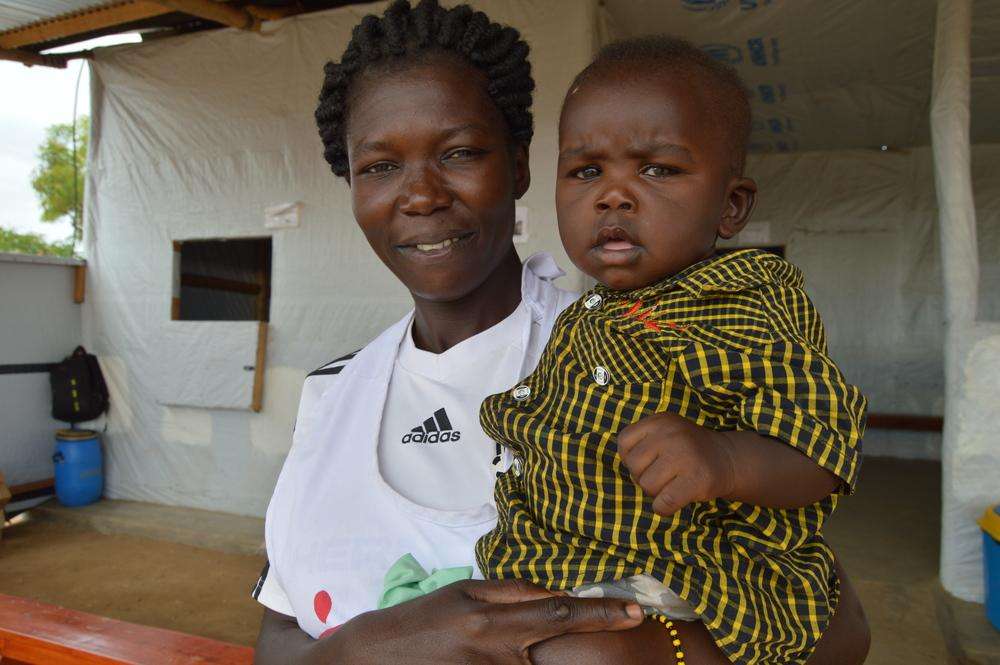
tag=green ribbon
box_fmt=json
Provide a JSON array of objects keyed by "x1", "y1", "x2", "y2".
[{"x1": 377, "y1": 553, "x2": 473, "y2": 609}]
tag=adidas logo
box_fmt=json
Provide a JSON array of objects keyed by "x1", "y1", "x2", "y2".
[{"x1": 401, "y1": 408, "x2": 462, "y2": 444}]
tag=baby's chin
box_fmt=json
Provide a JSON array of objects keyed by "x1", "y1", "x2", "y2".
[{"x1": 591, "y1": 267, "x2": 662, "y2": 292}]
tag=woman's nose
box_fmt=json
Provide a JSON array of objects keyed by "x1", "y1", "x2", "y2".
[
  {"x1": 595, "y1": 185, "x2": 637, "y2": 213},
  {"x1": 399, "y1": 167, "x2": 452, "y2": 216}
]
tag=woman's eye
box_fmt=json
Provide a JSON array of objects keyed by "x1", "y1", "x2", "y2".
[
  {"x1": 362, "y1": 162, "x2": 397, "y2": 175},
  {"x1": 640, "y1": 164, "x2": 678, "y2": 178},
  {"x1": 444, "y1": 148, "x2": 478, "y2": 160},
  {"x1": 573, "y1": 166, "x2": 601, "y2": 180}
]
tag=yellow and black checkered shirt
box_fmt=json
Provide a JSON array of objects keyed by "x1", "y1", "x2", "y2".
[{"x1": 476, "y1": 249, "x2": 867, "y2": 664}]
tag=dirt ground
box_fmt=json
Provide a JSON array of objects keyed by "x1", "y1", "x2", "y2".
[
  {"x1": 0, "y1": 457, "x2": 956, "y2": 661},
  {"x1": 824, "y1": 457, "x2": 949, "y2": 665},
  {"x1": 0, "y1": 516, "x2": 265, "y2": 646}
]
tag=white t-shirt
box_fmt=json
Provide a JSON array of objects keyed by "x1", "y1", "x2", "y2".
[
  {"x1": 255, "y1": 254, "x2": 577, "y2": 636},
  {"x1": 378, "y1": 303, "x2": 531, "y2": 511}
]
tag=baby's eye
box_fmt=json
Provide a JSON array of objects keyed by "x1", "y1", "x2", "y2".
[
  {"x1": 573, "y1": 165, "x2": 601, "y2": 180},
  {"x1": 362, "y1": 162, "x2": 397, "y2": 175},
  {"x1": 639, "y1": 164, "x2": 679, "y2": 178}
]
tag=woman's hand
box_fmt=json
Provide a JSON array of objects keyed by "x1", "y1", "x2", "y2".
[{"x1": 256, "y1": 578, "x2": 644, "y2": 665}]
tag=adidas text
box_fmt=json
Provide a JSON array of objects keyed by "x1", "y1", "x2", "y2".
[
  {"x1": 401, "y1": 407, "x2": 461, "y2": 444},
  {"x1": 401, "y1": 431, "x2": 462, "y2": 444}
]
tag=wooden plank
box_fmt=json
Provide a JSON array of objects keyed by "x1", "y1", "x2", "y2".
[
  {"x1": 180, "y1": 273, "x2": 261, "y2": 295},
  {"x1": 73, "y1": 265, "x2": 86, "y2": 304},
  {"x1": 151, "y1": 0, "x2": 259, "y2": 31},
  {"x1": 0, "y1": 2, "x2": 171, "y2": 50},
  {"x1": 866, "y1": 413, "x2": 943, "y2": 432},
  {"x1": 0, "y1": 48, "x2": 66, "y2": 68},
  {"x1": 8, "y1": 479, "x2": 54, "y2": 501},
  {"x1": 255, "y1": 239, "x2": 270, "y2": 322},
  {"x1": 0, "y1": 593, "x2": 253, "y2": 665},
  {"x1": 0, "y1": 364, "x2": 55, "y2": 376},
  {"x1": 171, "y1": 297, "x2": 181, "y2": 320},
  {"x1": 250, "y1": 321, "x2": 267, "y2": 412},
  {"x1": 0, "y1": 472, "x2": 10, "y2": 514}
]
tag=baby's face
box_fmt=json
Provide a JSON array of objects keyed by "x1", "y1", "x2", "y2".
[{"x1": 556, "y1": 68, "x2": 747, "y2": 290}]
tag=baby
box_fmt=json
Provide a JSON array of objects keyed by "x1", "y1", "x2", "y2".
[{"x1": 477, "y1": 36, "x2": 867, "y2": 664}]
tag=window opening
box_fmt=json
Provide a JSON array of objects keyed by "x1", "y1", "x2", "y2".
[{"x1": 172, "y1": 237, "x2": 272, "y2": 322}]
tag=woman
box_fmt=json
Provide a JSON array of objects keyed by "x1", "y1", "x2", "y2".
[{"x1": 253, "y1": 2, "x2": 870, "y2": 663}]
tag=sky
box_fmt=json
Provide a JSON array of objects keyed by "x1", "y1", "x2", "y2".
[{"x1": 1, "y1": 34, "x2": 141, "y2": 243}]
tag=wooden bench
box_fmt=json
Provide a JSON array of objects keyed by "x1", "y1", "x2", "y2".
[{"x1": 0, "y1": 593, "x2": 253, "y2": 664}]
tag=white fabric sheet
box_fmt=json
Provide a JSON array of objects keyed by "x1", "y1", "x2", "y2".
[{"x1": 82, "y1": 0, "x2": 597, "y2": 516}]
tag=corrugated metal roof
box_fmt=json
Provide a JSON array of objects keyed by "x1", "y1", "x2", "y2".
[{"x1": 0, "y1": 1, "x2": 117, "y2": 33}]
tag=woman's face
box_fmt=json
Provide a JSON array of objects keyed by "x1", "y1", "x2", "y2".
[{"x1": 345, "y1": 56, "x2": 530, "y2": 302}]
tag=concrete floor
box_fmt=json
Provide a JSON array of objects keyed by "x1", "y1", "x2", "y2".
[{"x1": 1, "y1": 456, "x2": 997, "y2": 662}]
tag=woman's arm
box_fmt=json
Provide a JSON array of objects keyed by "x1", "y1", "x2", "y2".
[
  {"x1": 531, "y1": 556, "x2": 871, "y2": 665},
  {"x1": 253, "y1": 578, "x2": 644, "y2": 665}
]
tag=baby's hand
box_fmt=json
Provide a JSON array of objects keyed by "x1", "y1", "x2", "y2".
[{"x1": 616, "y1": 412, "x2": 737, "y2": 517}]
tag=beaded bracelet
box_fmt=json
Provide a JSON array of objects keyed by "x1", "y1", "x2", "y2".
[{"x1": 650, "y1": 614, "x2": 686, "y2": 665}]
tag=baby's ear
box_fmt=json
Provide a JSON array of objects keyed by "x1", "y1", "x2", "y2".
[{"x1": 717, "y1": 176, "x2": 758, "y2": 239}]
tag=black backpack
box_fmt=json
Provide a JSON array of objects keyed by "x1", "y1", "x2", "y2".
[{"x1": 50, "y1": 346, "x2": 110, "y2": 424}]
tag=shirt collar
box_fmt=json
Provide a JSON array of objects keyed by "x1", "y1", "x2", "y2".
[
  {"x1": 520, "y1": 252, "x2": 566, "y2": 322},
  {"x1": 595, "y1": 248, "x2": 802, "y2": 301}
]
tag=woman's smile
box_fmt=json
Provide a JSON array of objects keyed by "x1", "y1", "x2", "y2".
[{"x1": 396, "y1": 230, "x2": 478, "y2": 260}]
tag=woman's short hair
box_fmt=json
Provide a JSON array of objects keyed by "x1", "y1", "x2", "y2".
[{"x1": 315, "y1": 0, "x2": 535, "y2": 178}]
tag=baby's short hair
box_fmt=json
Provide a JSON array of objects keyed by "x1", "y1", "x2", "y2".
[{"x1": 570, "y1": 35, "x2": 751, "y2": 174}]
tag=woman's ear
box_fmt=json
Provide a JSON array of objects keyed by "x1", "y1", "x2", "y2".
[
  {"x1": 512, "y1": 142, "x2": 531, "y2": 200},
  {"x1": 717, "y1": 176, "x2": 758, "y2": 239}
]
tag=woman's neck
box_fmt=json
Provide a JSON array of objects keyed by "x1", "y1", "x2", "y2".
[{"x1": 410, "y1": 248, "x2": 523, "y2": 354}]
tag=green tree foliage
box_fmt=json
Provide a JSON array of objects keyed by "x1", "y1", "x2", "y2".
[
  {"x1": 0, "y1": 227, "x2": 74, "y2": 257},
  {"x1": 30, "y1": 115, "x2": 88, "y2": 246}
]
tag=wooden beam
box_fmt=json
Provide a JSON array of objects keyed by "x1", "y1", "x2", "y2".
[
  {"x1": 180, "y1": 273, "x2": 261, "y2": 295},
  {"x1": 0, "y1": 593, "x2": 253, "y2": 664},
  {"x1": 0, "y1": 48, "x2": 67, "y2": 68},
  {"x1": 0, "y1": 2, "x2": 171, "y2": 50},
  {"x1": 866, "y1": 413, "x2": 944, "y2": 432},
  {"x1": 151, "y1": 0, "x2": 259, "y2": 31},
  {"x1": 73, "y1": 265, "x2": 86, "y2": 304},
  {"x1": 251, "y1": 321, "x2": 267, "y2": 412},
  {"x1": 245, "y1": 4, "x2": 298, "y2": 21},
  {"x1": 9, "y1": 478, "x2": 55, "y2": 498},
  {"x1": 8, "y1": 479, "x2": 55, "y2": 503}
]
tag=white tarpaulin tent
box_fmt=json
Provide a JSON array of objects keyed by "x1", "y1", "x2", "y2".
[{"x1": 79, "y1": 0, "x2": 999, "y2": 601}]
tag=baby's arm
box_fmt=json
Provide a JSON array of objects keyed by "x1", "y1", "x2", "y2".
[{"x1": 617, "y1": 412, "x2": 840, "y2": 517}]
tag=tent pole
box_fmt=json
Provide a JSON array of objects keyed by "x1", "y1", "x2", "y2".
[{"x1": 931, "y1": 0, "x2": 980, "y2": 600}]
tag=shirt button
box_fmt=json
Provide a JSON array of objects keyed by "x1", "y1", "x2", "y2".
[
  {"x1": 584, "y1": 293, "x2": 603, "y2": 310},
  {"x1": 593, "y1": 366, "x2": 610, "y2": 385},
  {"x1": 512, "y1": 385, "x2": 531, "y2": 401},
  {"x1": 512, "y1": 456, "x2": 523, "y2": 477}
]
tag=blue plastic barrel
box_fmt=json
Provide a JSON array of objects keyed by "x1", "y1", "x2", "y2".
[
  {"x1": 53, "y1": 429, "x2": 103, "y2": 507},
  {"x1": 980, "y1": 505, "x2": 1000, "y2": 631}
]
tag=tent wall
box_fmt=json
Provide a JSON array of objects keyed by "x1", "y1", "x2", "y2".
[
  {"x1": 738, "y1": 144, "x2": 1000, "y2": 461},
  {"x1": 83, "y1": 0, "x2": 1000, "y2": 521},
  {"x1": 0, "y1": 256, "x2": 82, "y2": 485},
  {"x1": 84, "y1": 0, "x2": 599, "y2": 517}
]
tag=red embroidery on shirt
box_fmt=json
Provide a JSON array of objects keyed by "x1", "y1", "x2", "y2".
[
  {"x1": 622, "y1": 300, "x2": 683, "y2": 333},
  {"x1": 319, "y1": 625, "x2": 341, "y2": 639},
  {"x1": 313, "y1": 589, "x2": 341, "y2": 640},
  {"x1": 314, "y1": 590, "x2": 332, "y2": 624}
]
